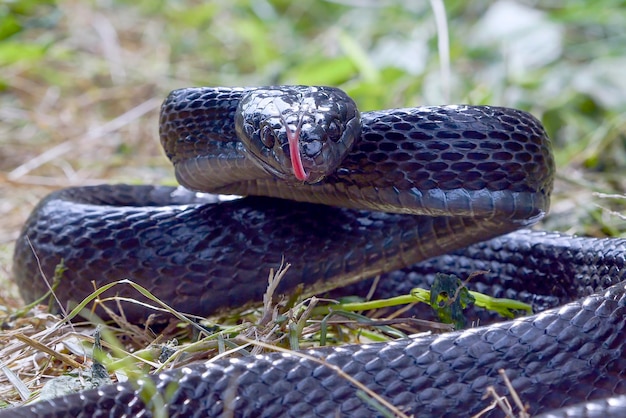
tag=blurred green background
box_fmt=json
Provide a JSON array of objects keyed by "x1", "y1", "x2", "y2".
[{"x1": 1, "y1": 0, "x2": 626, "y2": 252}]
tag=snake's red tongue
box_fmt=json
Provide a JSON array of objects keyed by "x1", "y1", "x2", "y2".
[{"x1": 287, "y1": 125, "x2": 308, "y2": 181}]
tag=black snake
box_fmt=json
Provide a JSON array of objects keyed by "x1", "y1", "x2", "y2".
[{"x1": 6, "y1": 86, "x2": 626, "y2": 417}]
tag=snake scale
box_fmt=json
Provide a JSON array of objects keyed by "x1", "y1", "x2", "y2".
[{"x1": 6, "y1": 86, "x2": 626, "y2": 417}]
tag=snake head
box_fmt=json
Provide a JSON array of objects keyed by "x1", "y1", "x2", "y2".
[{"x1": 235, "y1": 86, "x2": 361, "y2": 184}]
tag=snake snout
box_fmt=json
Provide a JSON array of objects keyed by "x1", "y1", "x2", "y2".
[
  {"x1": 290, "y1": 118, "x2": 361, "y2": 184},
  {"x1": 235, "y1": 85, "x2": 361, "y2": 184}
]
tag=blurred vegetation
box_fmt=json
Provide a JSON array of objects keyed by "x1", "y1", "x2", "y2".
[{"x1": 1, "y1": 0, "x2": 626, "y2": 237}]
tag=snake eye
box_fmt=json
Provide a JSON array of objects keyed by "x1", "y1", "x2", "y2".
[
  {"x1": 327, "y1": 119, "x2": 343, "y2": 142},
  {"x1": 260, "y1": 125, "x2": 275, "y2": 149}
]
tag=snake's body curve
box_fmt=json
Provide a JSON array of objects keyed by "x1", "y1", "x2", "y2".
[{"x1": 7, "y1": 86, "x2": 626, "y2": 417}]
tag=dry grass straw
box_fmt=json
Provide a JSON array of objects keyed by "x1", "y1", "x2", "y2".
[
  {"x1": 0, "y1": 260, "x2": 443, "y2": 416},
  {"x1": 0, "y1": 5, "x2": 186, "y2": 404}
]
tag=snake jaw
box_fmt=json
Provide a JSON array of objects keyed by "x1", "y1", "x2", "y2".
[{"x1": 286, "y1": 117, "x2": 308, "y2": 181}]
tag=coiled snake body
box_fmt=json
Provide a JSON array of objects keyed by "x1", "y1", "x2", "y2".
[{"x1": 7, "y1": 86, "x2": 626, "y2": 417}]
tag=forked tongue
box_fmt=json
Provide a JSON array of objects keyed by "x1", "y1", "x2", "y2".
[{"x1": 286, "y1": 120, "x2": 308, "y2": 181}]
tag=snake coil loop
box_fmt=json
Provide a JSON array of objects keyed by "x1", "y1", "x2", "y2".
[{"x1": 8, "y1": 86, "x2": 626, "y2": 417}]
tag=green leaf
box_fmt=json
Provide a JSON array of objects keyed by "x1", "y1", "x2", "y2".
[
  {"x1": 0, "y1": 41, "x2": 47, "y2": 66},
  {"x1": 286, "y1": 57, "x2": 356, "y2": 86},
  {"x1": 429, "y1": 273, "x2": 475, "y2": 329},
  {"x1": 0, "y1": 14, "x2": 21, "y2": 40}
]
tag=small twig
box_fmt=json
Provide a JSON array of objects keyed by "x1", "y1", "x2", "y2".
[
  {"x1": 23, "y1": 237, "x2": 69, "y2": 320},
  {"x1": 473, "y1": 369, "x2": 529, "y2": 418},
  {"x1": 258, "y1": 260, "x2": 290, "y2": 327},
  {"x1": 499, "y1": 369, "x2": 529, "y2": 417},
  {"x1": 12, "y1": 333, "x2": 83, "y2": 370}
]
